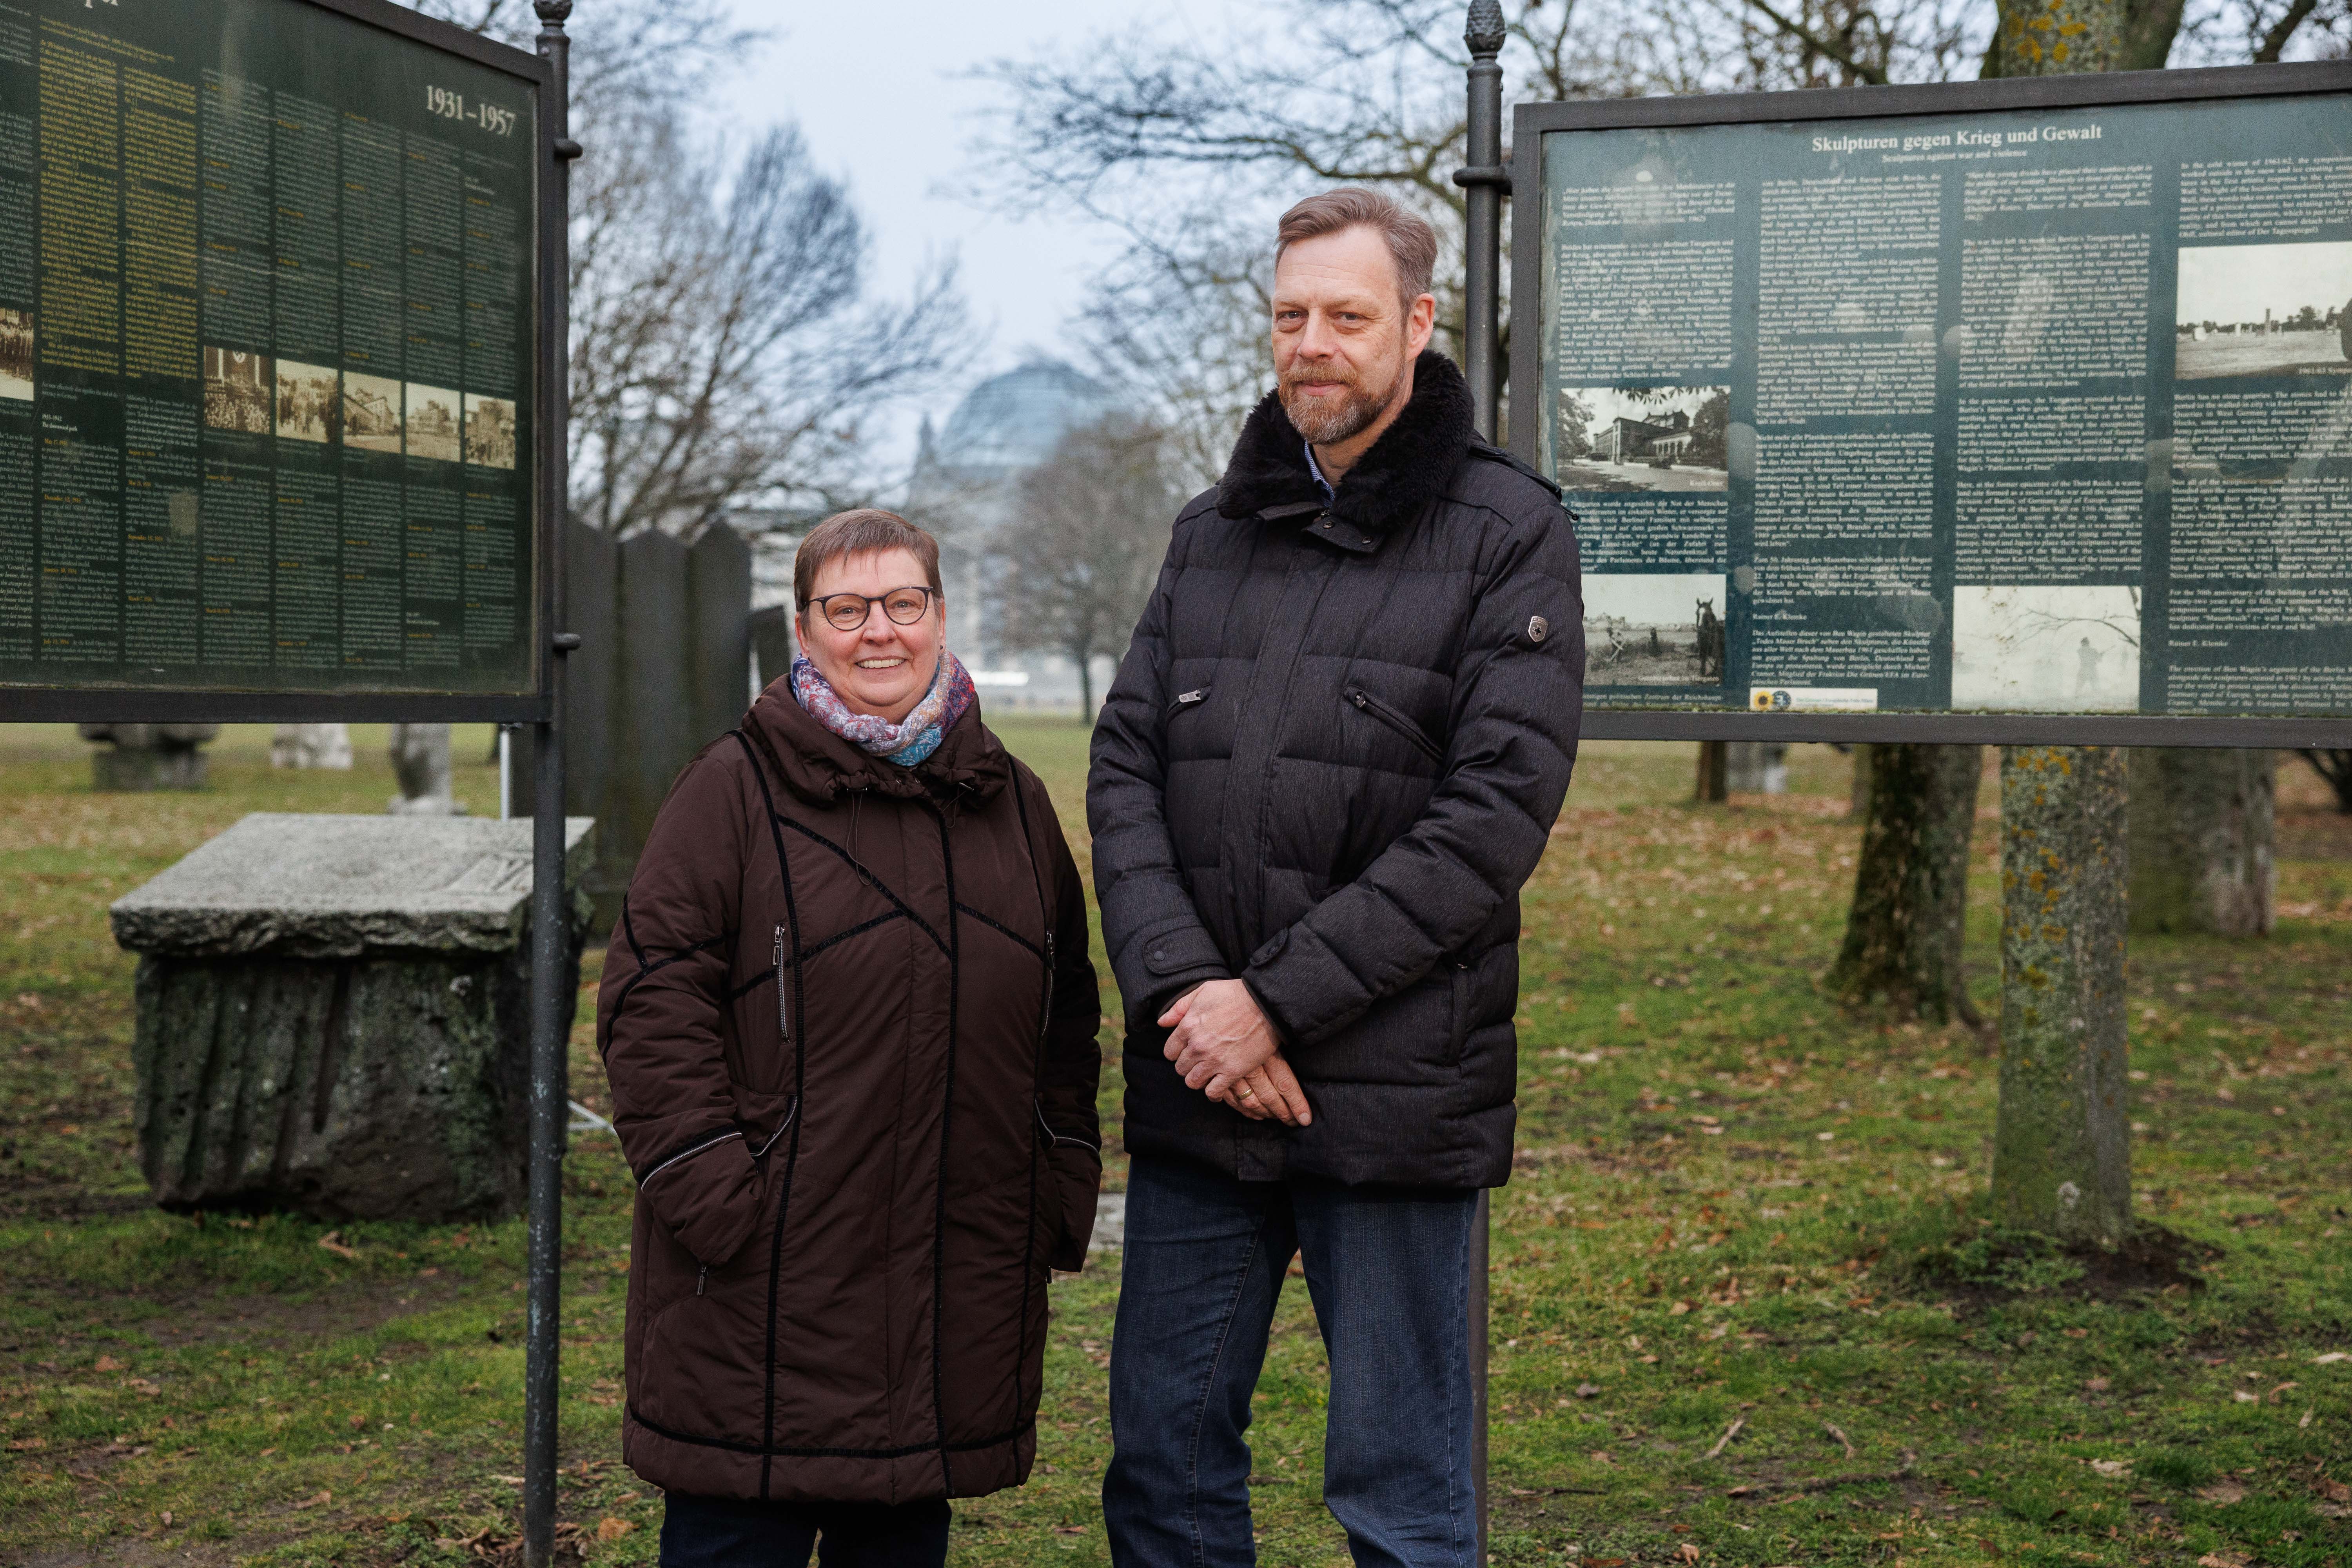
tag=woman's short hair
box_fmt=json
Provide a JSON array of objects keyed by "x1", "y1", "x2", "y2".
[
  {"x1": 1276, "y1": 188, "x2": 1438, "y2": 310},
  {"x1": 793, "y1": 508, "x2": 943, "y2": 609}
]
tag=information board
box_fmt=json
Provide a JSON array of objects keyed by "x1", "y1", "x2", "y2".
[
  {"x1": 1511, "y1": 65, "x2": 2352, "y2": 743},
  {"x1": 0, "y1": 0, "x2": 541, "y2": 708}
]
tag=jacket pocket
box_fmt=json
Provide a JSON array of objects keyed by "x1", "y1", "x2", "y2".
[
  {"x1": 1344, "y1": 686, "x2": 1442, "y2": 764},
  {"x1": 1166, "y1": 685, "x2": 1211, "y2": 721}
]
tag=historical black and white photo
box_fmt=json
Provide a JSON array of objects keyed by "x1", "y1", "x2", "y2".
[
  {"x1": 1554, "y1": 386, "x2": 1730, "y2": 492},
  {"x1": 0, "y1": 308, "x2": 31, "y2": 402},
  {"x1": 2175, "y1": 241, "x2": 2352, "y2": 380},
  {"x1": 1584, "y1": 572, "x2": 1729, "y2": 685},
  {"x1": 406, "y1": 384, "x2": 463, "y2": 462},
  {"x1": 343, "y1": 372, "x2": 405, "y2": 455},
  {"x1": 275, "y1": 361, "x2": 340, "y2": 444},
  {"x1": 202, "y1": 347, "x2": 272, "y2": 434},
  {"x1": 464, "y1": 394, "x2": 517, "y2": 470},
  {"x1": 1951, "y1": 584, "x2": 2141, "y2": 711}
]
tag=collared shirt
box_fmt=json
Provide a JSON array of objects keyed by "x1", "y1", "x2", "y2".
[{"x1": 1304, "y1": 440, "x2": 1335, "y2": 507}]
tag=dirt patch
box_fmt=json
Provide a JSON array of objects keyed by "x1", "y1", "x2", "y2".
[{"x1": 1914, "y1": 1222, "x2": 2220, "y2": 1307}]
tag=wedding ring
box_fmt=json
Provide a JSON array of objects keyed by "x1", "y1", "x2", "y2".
[{"x1": 1238, "y1": 1084, "x2": 1255, "y2": 1100}]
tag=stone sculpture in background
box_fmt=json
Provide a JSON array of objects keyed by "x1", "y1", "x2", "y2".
[
  {"x1": 388, "y1": 722, "x2": 465, "y2": 815},
  {"x1": 270, "y1": 722, "x2": 354, "y2": 770},
  {"x1": 109, "y1": 813, "x2": 596, "y2": 1220},
  {"x1": 76, "y1": 723, "x2": 221, "y2": 791}
]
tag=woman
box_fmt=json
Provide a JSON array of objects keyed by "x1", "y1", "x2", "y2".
[{"x1": 599, "y1": 509, "x2": 1103, "y2": 1567}]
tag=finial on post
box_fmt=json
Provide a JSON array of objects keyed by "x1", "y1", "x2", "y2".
[
  {"x1": 1465, "y1": 0, "x2": 1506, "y2": 57},
  {"x1": 532, "y1": 0, "x2": 573, "y2": 24}
]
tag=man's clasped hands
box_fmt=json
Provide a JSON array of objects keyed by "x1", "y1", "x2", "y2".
[{"x1": 1159, "y1": 979, "x2": 1314, "y2": 1127}]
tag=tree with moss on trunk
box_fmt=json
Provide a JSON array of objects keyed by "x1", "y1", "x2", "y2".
[{"x1": 1827, "y1": 744, "x2": 1984, "y2": 1025}]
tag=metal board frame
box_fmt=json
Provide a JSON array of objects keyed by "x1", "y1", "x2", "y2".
[
  {"x1": 1506, "y1": 61, "x2": 2352, "y2": 748},
  {"x1": 0, "y1": 0, "x2": 555, "y2": 726}
]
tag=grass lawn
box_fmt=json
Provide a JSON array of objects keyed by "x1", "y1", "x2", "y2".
[{"x1": 2, "y1": 721, "x2": 2348, "y2": 1567}]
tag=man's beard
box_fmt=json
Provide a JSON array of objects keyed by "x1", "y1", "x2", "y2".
[{"x1": 1280, "y1": 353, "x2": 1405, "y2": 446}]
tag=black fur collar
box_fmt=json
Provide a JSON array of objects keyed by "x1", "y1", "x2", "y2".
[{"x1": 1216, "y1": 350, "x2": 1474, "y2": 536}]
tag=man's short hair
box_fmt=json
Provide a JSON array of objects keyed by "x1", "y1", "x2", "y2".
[
  {"x1": 1275, "y1": 188, "x2": 1438, "y2": 310},
  {"x1": 793, "y1": 508, "x2": 943, "y2": 608}
]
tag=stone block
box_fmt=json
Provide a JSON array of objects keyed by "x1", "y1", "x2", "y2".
[{"x1": 111, "y1": 814, "x2": 595, "y2": 1220}]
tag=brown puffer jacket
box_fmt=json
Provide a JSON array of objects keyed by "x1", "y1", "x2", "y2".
[{"x1": 597, "y1": 686, "x2": 1102, "y2": 1506}]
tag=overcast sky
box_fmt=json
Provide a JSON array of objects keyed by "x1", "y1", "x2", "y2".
[{"x1": 712, "y1": 0, "x2": 1242, "y2": 418}]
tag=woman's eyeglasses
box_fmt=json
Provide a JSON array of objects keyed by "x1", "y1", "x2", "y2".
[{"x1": 803, "y1": 586, "x2": 937, "y2": 632}]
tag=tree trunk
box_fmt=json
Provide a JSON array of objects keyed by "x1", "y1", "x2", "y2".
[
  {"x1": 1981, "y1": 0, "x2": 2170, "y2": 1248},
  {"x1": 1849, "y1": 742, "x2": 1873, "y2": 818},
  {"x1": 2298, "y1": 749, "x2": 2352, "y2": 813},
  {"x1": 2128, "y1": 748, "x2": 2274, "y2": 936},
  {"x1": 1991, "y1": 746, "x2": 2131, "y2": 1244},
  {"x1": 1695, "y1": 740, "x2": 1728, "y2": 803},
  {"x1": 1827, "y1": 744, "x2": 1983, "y2": 1024}
]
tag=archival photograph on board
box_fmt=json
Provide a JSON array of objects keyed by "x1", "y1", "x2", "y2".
[
  {"x1": 406, "y1": 385, "x2": 463, "y2": 462},
  {"x1": 202, "y1": 347, "x2": 272, "y2": 434},
  {"x1": 464, "y1": 393, "x2": 517, "y2": 470},
  {"x1": 0, "y1": 308, "x2": 31, "y2": 401},
  {"x1": 1951, "y1": 585, "x2": 2141, "y2": 712},
  {"x1": 274, "y1": 361, "x2": 339, "y2": 443},
  {"x1": 1555, "y1": 387, "x2": 1730, "y2": 493},
  {"x1": 2175, "y1": 241, "x2": 2352, "y2": 380},
  {"x1": 343, "y1": 373, "x2": 405, "y2": 454},
  {"x1": 1584, "y1": 572, "x2": 1729, "y2": 685}
]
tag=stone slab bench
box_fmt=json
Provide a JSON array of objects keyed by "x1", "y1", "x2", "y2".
[{"x1": 111, "y1": 814, "x2": 596, "y2": 1222}]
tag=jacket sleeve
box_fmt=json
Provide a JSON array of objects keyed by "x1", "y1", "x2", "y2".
[
  {"x1": 1034, "y1": 791, "x2": 1105, "y2": 1271},
  {"x1": 597, "y1": 750, "x2": 766, "y2": 1270},
  {"x1": 1243, "y1": 499, "x2": 1585, "y2": 1048},
  {"x1": 1087, "y1": 531, "x2": 1233, "y2": 1020}
]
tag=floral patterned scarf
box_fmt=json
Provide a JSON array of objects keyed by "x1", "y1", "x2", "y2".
[{"x1": 789, "y1": 650, "x2": 976, "y2": 768}]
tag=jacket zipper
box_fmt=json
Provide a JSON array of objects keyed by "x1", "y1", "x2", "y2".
[
  {"x1": 1344, "y1": 686, "x2": 1443, "y2": 763},
  {"x1": 1030, "y1": 931, "x2": 1096, "y2": 1150},
  {"x1": 1166, "y1": 686, "x2": 1210, "y2": 720},
  {"x1": 772, "y1": 923, "x2": 792, "y2": 1044}
]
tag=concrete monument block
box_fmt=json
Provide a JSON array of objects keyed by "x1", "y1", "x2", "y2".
[
  {"x1": 78, "y1": 723, "x2": 221, "y2": 791},
  {"x1": 272, "y1": 723, "x2": 354, "y2": 769},
  {"x1": 388, "y1": 722, "x2": 465, "y2": 815},
  {"x1": 1726, "y1": 740, "x2": 1788, "y2": 794},
  {"x1": 110, "y1": 814, "x2": 595, "y2": 1220}
]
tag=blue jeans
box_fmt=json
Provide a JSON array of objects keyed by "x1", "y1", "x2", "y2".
[
  {"x1": 659, "y1": 1494, "x2": 949, "y2": 1568},
  {"x1": 1102, "y1": 1154, "x2": 1478, "y2": 1568}
]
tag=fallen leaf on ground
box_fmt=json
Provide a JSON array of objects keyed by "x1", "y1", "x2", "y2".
[
  {"x1": 2317, "y1": 1478, "x2": 2351, "y2": 1503},
  {"x1": 2197, "y1": 1553, "x2": 2249, "y2": 1568},
  {"x1": 317, "y1": 1232, "x2": 359, "y2": 1260},
  {"x1": 2196, "y1": 1480, "x2": 2248, "y2": 1505},
  {"x1": 2089, "y1": 1459, "x2": 2131, "y2": 1476},
  {"x1": 595, "y1": 1519, "x2": 635, "y2": 1543},
  {"x1": 2232, "y1": 1390, "x2": 2259, "y2": 1403},
  {"x1": 1575, "y1": 1383, "x2": 1601, "y2": 1399},
  {"x1": 292, "y1": 1490, "x2": 331, "y2": 1510},
  {"x1": 2083, "y1": 1377, "x2": 2110, "y2": 1392},
  {"x1": 2312, "y1": 1352, "x2": 2348, "y2": 1365},
  {"x1": 94, "y1": 1356, "x2": 125, "y2": 1372},
  {"x1": 1678, "y1": 1544, "x2": 1702, "y2": 1563}
]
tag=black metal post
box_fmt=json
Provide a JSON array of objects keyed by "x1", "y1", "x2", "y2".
[
  {"x1": 1452, "y1": 8, "x2": 1507, "y2": 1559},
  {"x1": 1457, "y1": 1, "x2": 1509, "y2": 437},
  {"x1": 524, "y1": 5, "x2": 579, "y2": 1567}
]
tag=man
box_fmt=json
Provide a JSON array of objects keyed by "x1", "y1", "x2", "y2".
[{"x1": 1088, "y1": 187, "x2": 1585, "y2": 1568}]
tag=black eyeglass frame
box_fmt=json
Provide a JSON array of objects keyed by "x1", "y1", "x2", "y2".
[{"x1": 799, "y1": 585, "x2": 940, "y2": 632}]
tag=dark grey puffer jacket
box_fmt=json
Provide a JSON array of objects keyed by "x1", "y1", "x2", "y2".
[{"x1": 1087, "y1": 351, "x2": 1585, "y2": 1190}]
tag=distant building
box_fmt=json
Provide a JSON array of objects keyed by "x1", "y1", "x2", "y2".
[
  {"x1": 905, "y1": 359, "x2": 1125, "y2": 710},
  {"x1": 1601, "y1": 408, "x2": 1694, "y2": 465}
]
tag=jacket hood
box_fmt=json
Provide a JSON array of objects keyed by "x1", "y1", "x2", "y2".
[
  {"x1": 742, "y1": 676, "x2": 1013, "y2": 809},
  {"x1": 1216, "y1": 350, "x2": 1475, "y2": 537}
]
